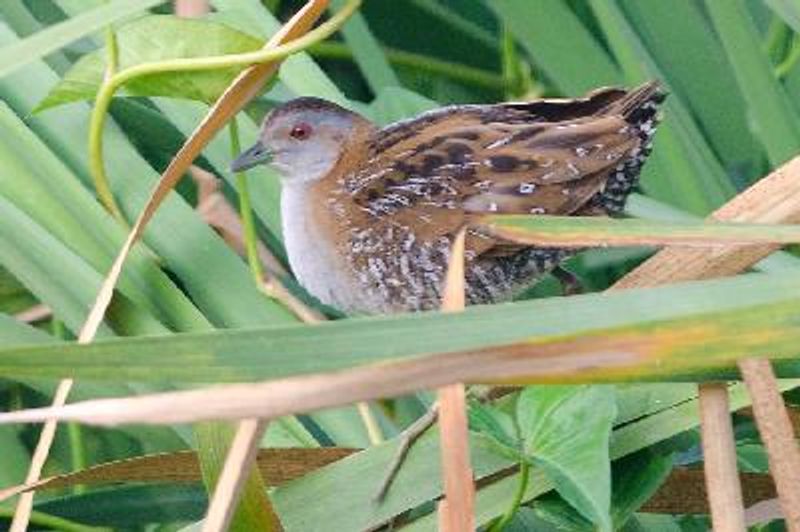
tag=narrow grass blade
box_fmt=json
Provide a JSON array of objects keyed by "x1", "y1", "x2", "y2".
[
  {"x1": 706, "y1": 0, "x2": 800, "y2": 166},
  {"x1": 481, "y1": 214, "x2": 800, "y2": 248},
  {"x1": 330, "y1": 0, "x2": 399, "y2": 93}
]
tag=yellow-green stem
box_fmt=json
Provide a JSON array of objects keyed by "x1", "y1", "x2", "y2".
[
  {"x1": 309, "y1": 41, "x2": 505, "y2": 91},
  {"x1": 228, "y1": 117, "x2": 264, "y2": 284},
  {"x1": 88, "y1": 0, "x2": 362, "y2": 219},
  {"x1": 489, "y1": 460, "x2": 531, "y2": 532},
  {"x1": 776, "y1": 35, "x2": 800, "y2": 79}
]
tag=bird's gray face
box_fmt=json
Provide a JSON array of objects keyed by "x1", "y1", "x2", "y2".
[{"x1": 231, "y1": 98, "x2": 359, "y2": 186}]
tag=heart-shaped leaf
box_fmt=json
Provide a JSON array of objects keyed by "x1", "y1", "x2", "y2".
[
  {"x1": 35, "y1": 15, "x2": 263, "y2": 112},
  {"x1": 517, "y1": 385, "x2": 617, "y2": 532}
]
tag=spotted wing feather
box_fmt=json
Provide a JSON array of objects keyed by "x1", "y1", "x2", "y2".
[{"x1": 346, "y1": 81, "x2": 664, "y2": 259}]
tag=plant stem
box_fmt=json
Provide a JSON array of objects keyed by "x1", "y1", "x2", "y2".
[
  {"x1": 309, "y1": 41, "x2": 505, "y2": 91},
  {"x1": 776, "y1": 35, "x2": 800, "y2": 79},
  {"x1": 489, "y1": 461, "x2": 530, "y2": 532},
  {"x1": 88, "y1": 0, "x2": 362, "y2": 219},
  {"x1": 407, "y1": 0, "x2": 498, "y2": 50},
  {"x1": 228, "y1": 117, "x2": 264, "y2": 285},
  {"x1": 0, "y1": 508, "x2": 110, "y2": 532}
]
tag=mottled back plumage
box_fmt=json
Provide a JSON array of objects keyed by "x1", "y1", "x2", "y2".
[{"x1": 233, "y1": 82, "x2": 666, "y2": 314}]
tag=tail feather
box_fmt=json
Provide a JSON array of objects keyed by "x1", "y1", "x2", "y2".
[{"x1": 591, "y1": 80, "x2": 667, "y2": 214}]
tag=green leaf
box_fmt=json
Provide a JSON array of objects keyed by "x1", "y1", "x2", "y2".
[
  {"x1": 468, "y1": 401, "x2": 519, "y2": 460},
  {"x1": 587, "y1": 0, "x2": 736, "y2": 213},
  {"x1": 330, "y1": 0, "x2": 400, "y2": 93},
  {"x1": 365, "y1": 86, "x2": 438, "y2": 126},
  {"x1": 0, "y1": 0, "x2": 165, "y2": 78},
  {"x1": 765, "y1": 0, "x2": 800, "y2": 36},
  {"x1": 35, "y1": 15, "x2": 263, "y2": 112},
  {"x1": 706, "y1": 0, "x2": 800, "y2": 166},
  {"x1": 620, "y1": 0, "x2": 763, "y2": 172},
  {"x1": 484, "y1": 214, "x2": 800, "y2": 247},
  {"x1": 489, "y1": 0, "x2": 620, "y2": 93},
  {"x1": 517, "y1": 385, "x2": 616, "y2": 531},
  {"x1": 2, "y1": 271, "x2": 800, "y2": 382}
]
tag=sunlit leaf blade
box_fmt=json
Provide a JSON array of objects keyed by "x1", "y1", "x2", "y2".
[
  {"x1": 517, "y1": 386, "x2": 615, "y2": 531},
  {"x1": 482, "y1": 215, "x2": 800, "y2": 247},
  {"x1": 0, "y1": 272, "x2": 797, "y2": 382},
  {"x1": 35, "y1": 15, "x2": 264, "y2": 112},
  {"x1": 0, "y1": 0, "x2": 165, "y2": 78}
]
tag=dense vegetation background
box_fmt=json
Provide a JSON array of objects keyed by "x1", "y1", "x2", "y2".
[{"x1": 2, "y1": 0, "x2": 800, "y2": 530}]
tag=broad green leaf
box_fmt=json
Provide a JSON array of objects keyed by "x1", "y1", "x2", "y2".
[
  {"x1": 0, "y1": 0, "x2": 165, "y2": 78},
  {"x1": 517, "y1": 385, "x2": 616, "y2": 531},
  {"x1": 467, "y1": 401, "x2": 519, "y2": 460},
  {"x1": 36, "y1": 15, "x2": 263, "y2": 112},
  {"x1": 529, "y1": 450, "x2": 673, "y2": 532}
]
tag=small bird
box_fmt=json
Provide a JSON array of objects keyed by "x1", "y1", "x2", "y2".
[{"x1": 232, "y1": 82, "x2": 665, "y2": 314}]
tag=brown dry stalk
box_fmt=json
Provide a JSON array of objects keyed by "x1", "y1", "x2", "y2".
[
  {"x1": 175, "y1": 0, "x2": 210, "y2": 18},
  {"x1": 436, "y1": 229, "x2": 475, "y2": 531},
  {"x1": 611, "y1": 156, "x2": 800, "y2": 531},
  {"x1": 9, "y1": 1, "x2": 334, "y2": 530},
  {"x1": 698, "y1": 383, "x2": 746, "y2": 531}
]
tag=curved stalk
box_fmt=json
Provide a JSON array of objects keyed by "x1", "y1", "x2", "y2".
[
  {"x1": 89, "y1": 0, "x2": 362, "y2": 219},
  {"x1": 489, "y1": 461, "x2": 531, "y2": 532}
]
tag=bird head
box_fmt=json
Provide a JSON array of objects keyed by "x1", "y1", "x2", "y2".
[{"x1": 231, "y1": 97, "x2": 367, "y2": 185}]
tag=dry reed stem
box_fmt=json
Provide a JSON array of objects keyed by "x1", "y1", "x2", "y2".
[
  {"x1": 9, "y1": 1, "x2": 333, "y2": 530},
  {"x1": 12, "y1": 304, "x2": 51, "y2": 324},
  {"x1": 739, "y1": 358, "x2": 800, "y2": 530},
  {"x1": 436, "y1": 229, "x2": 475, "y2": 531},
  {"x1": 201, "y1": 419, "x2": 275, "y2": 532},
  {"x1": 175, "y1": 0, "x2": 210, "y2": 18},
  {"x1": 611, "y1": 156, "x2": 800, "y2": 531},
  {"x1": 698, "y1": 383, "x2": 746, "y2": 531}
]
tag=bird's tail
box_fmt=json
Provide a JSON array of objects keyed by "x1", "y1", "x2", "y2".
[{"x1": 594, "y1": 81, "x2": 667, "y2": 214}]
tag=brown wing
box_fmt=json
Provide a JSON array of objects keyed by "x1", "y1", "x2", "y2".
[{"x1": 345, "y1": 83, "x2": 661, "y2": 259}]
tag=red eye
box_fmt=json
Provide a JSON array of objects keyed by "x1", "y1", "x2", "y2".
[{"x1": 289, "y1": 122, "x2": 312, "y2": 140}]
